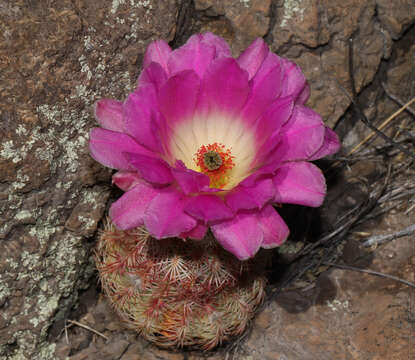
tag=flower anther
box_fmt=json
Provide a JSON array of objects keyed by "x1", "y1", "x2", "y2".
[{"x1": 195, "y1": 143, "x2": 234, "y2": 188}]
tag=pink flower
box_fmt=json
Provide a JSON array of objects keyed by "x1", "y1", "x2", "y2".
[{"x1": 89, "y1": 33, "x2": 340, "y2": 260}]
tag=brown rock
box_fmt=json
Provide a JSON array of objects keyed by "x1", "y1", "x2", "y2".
[
  {"x1": 376, "y1": 0, "x2": 415, "y2": 39},
  {"x1": 195, "y1": 0, "x2": 272, "y2": 55},
  {"x1": 0, "y1": 0, "x2": 178, "y2": 358},
  {"x1": 270, "y1": 0, "x2": 397, "y2": 127},
  {"x1": 3, "y1": 0, "x2": 415, "y2": 359},
  {"x1": 272, "y1": 0, "x2": 330, "y2": 48}
]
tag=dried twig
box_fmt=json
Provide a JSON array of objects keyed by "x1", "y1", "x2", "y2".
[
  {"x1": 347, "y1": 97, "x2": 415, "y2": 157},
  {"x1": 405, "y1": 203, "x2": 415, "y2": 215},
  {"x1": 66, "y1": 319, "x2": 109, "y2": 340},
  {"x1": 362, "y1": 223, "x2": 415, "y2": 247},
  {"x1": 323, "y1": 262, "x2": 415, "y2": 289},
  {"x1": 65, "y1": 321, "x2": 69, "y2": 345}
]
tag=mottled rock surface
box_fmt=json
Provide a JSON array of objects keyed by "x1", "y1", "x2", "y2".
[
  {"x1": 1, "y1": 0, "x2": 415, "y2": 359},
  {"x1": 0, "y1": 1, "x2": 177, "y2": 359}
]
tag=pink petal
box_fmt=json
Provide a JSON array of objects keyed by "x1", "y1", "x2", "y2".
[
  {"x1": 123, "y1": 86, "x2": 162, "y2": 153},
  {"x1": 237, "y1": 38, "x2": 269, "y2": 80},
  {"x1": 297, "y1": 83, "x2": 310, "y2": 105},
  {"x1": 211, "y1": 212, "x2": 264, "y2": 260},
  {"x1": 280, "y1": 58, "x2": 309, "y2": 104},
  {"x1": 168, "y1": 34, "x2": 216, "y2": 78},
  {"x1": 158, "y1": 70, "x2": 200, "y2": 126},
  {"x1": 197, "y1": 57, "x2": 250, "y2": 116},
  {"x1": 144, "y1": 188, "x2": 197, "y2": 238},
  {"x1": 273, "y1": 162, "x2": 326, "y2": 207},
  {"x1": 94, "y1": 99, "x2": 124, "y2": 132},
  {"x1": 89, "y1": 128, "x2": 153, "y2": 170},
  {"x1": 125, "y1": 152, "x2": 173, "y2": 185},
  {"x1": 254, "y1": 96, "x2": 294, "y2": 146},
  {"x1": 257, "y1": 205, "x2": 289, "y2": 248},
  {"x1": 241, "y1": 65, "x2": 283, "y2": 125},
  {"x1": 179, "y1": 222, "x2": 208, "y2": 240},
  {"x1": 109, "y1": 180, "x2": 158, "y2": 230},
  {"x1": 138, "y1": 62, "x2": 168, "y2": 92},
  {"x1": 308, "y1": 127, "x2": 341, "y2": 160},
  {"x1": 240, "y1": 51, "x2": 284, "y2": 126},
  {"x1": 200, "y1": 32, "x2": 231, "y2": 58},
  {"x1": 252, "y1": 129, "x2": 285, "y2": 172},
  {"x1": 278, "y1": 105, "x2": 325, "y2": 161},
  {"x1": 184, "y1": 194, "x2": 234, "y2": 222},
  {"x1": 171, "y1": 161, "x2": 210, "y2": 194},
  {"x1": 237, "y1": 163, "x2": 278, "y2": 188},
  {"x1": 225, "y1": 178, "x2": 275, "y2": 211},
  {"x1": 112, "y1": 171, "x2": 141, "y2": 191},
  {"x1": 143, "y1": 40, "x2": 172, "y2": 73}
]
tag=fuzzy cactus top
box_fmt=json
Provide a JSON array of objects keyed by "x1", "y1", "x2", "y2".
[{"x1": 89, "y1": 33, "x2": 340, "y2": 260}]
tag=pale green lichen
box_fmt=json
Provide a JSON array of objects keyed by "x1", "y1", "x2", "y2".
[
  {"x1": 16, "y1": 124, "x2": 28, "y2": 136},
  {"x1": 0, "y1": 281, "x2": 12, "y2": 303},
  {"x1": 79, "y1": 55, "x2": 92, "y2": 80},
  {"x1": 2, "y1": 4, "x2": 160, "y2": 357},
  {"x1": 6, "y1": 337, "x2": 56, "y2": 360},
  {"x1": 278, "y1": 241, "x2": 304, "y2": 254},
  {"x1": 281, "y1": 0, "x2": 305, "y2": 27},
  {"x1": 29, "y1": 294, "x2": 59, "y2": 327},
  {"x1": 14, "y1": 209, "x2": 34, "y2": 221},
  {"x1": 240, "y1": 0, "x2": 250, "y2": 8},
  {"x1": 1, "y1": 140, "x2": 23, "y2": 163},
  {"x1": 327, "y1": 299, "x2": 350, "y2": 312},
  {"x1": 13, "y1": 170, "x2": 30, "y2": 190},
  {"x1": 111, "y1": 0, "x2": 126, "y2": 14}
]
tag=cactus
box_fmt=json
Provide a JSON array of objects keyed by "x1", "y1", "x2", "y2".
[{"x1": 95, "y1": 219, "x2": 268, "y2": 350}]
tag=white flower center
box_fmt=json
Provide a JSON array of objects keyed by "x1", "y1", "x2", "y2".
[{"x1": 169, "y1": 113, "x2": 256, "y2": 189}]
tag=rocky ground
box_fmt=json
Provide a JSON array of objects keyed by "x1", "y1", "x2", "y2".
[{"x1": 1, "y1": 0, "x2": 415, "y2": 359}]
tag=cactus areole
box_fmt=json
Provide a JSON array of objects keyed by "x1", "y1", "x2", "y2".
[{"x1": 90, "y1": 33, "x2": 340, "y2": 349}]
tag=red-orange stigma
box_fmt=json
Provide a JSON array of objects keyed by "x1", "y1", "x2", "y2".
[{"x1": 194, "y1": 143, "x2": 235, "y2": 188}]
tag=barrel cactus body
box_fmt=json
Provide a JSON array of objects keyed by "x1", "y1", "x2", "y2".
[{"x1": 95, "y1": 221, "x2": 267, "y2": 350}]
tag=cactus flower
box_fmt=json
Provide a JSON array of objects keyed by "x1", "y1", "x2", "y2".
[{"x1": 90, "y1": 33, "x2": 340, "y2": 260}]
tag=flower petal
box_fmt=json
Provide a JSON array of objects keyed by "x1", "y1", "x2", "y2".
[
  {"x1": 125, "y1": 152, "x2": 173, "y2": 185},
  {"x1": 172, "y1": 160, "x2": 210, "y2": 194},
  {"x1": 109, "y1": 180, "x2": 158, "y2": 230},
  {"x1": 112, "y1": 171, "x2": 141, "y2": 191},
  {"x1": 225, "y1": 178, "x2": 274, "y2": 211},
  {"x1": 200, "y1": 32, "x2": 231, "y2": 58},
  {"x1": 273, "y1": 162, "x2": 326, "y2": 207},
  {"x1": 144, "y1": 188, "x2": 197, "y2": 238},
  {"x1": 308, "y1": 127, "x2": 341, "y2": 160},
  {"x1": 240, "y1": 52, "x2": 283, "y2": 125},
  {"x1": 211, "y1": 213, "x2": 264, "y2": 260},
  {"x1": 278, "y1": 105, "x2": 325, "y2": 161},
  {"x1": 197, "y1": 57, "x2": 250, "y2": 116},
  {"x1": 184, "y1": 195, "x2": 234, "y2": 222},
  {"x1": 158, "y1": 70, "x2": 200, "y2": 127},
  {"x1": 179, "y1": 221, "x2": 208, "y2": 240},
  {"x1": 95, "y1": 99, "x2": 124, "y2": 132},
  {"x1": 89, "y1": 128, "x2": 153, "y2": 170},
  {"x1": 257, "y1": 205, "x2": 289, "y2": 248},
  {"x1": 168, "y1": 34, "x2": 216, "y2": 78},
  {"x1": 138, "y1": 62, "x2": 168, "y2": 92},
  {"x1": 254, "y1": 96, "x2": 294, "y2": 147},
  {"x1": 254, "y1": 132, "x2": 282, "y2": 169},
  {"x1": 142, "y1": 39, "x2": 172, "y2": 73},
  {"x1": 237, "y1": 38, "x2": 269, "y2": 80},
  {"x1": 124, "y1": 86, "x2": 162, "y2": 153},
  {"x1": 280, "y1": 58, "x2": 309, "y2": 104},
  {"x1": 297, "y1": 83, "x2": 310, "y2": 105}
]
